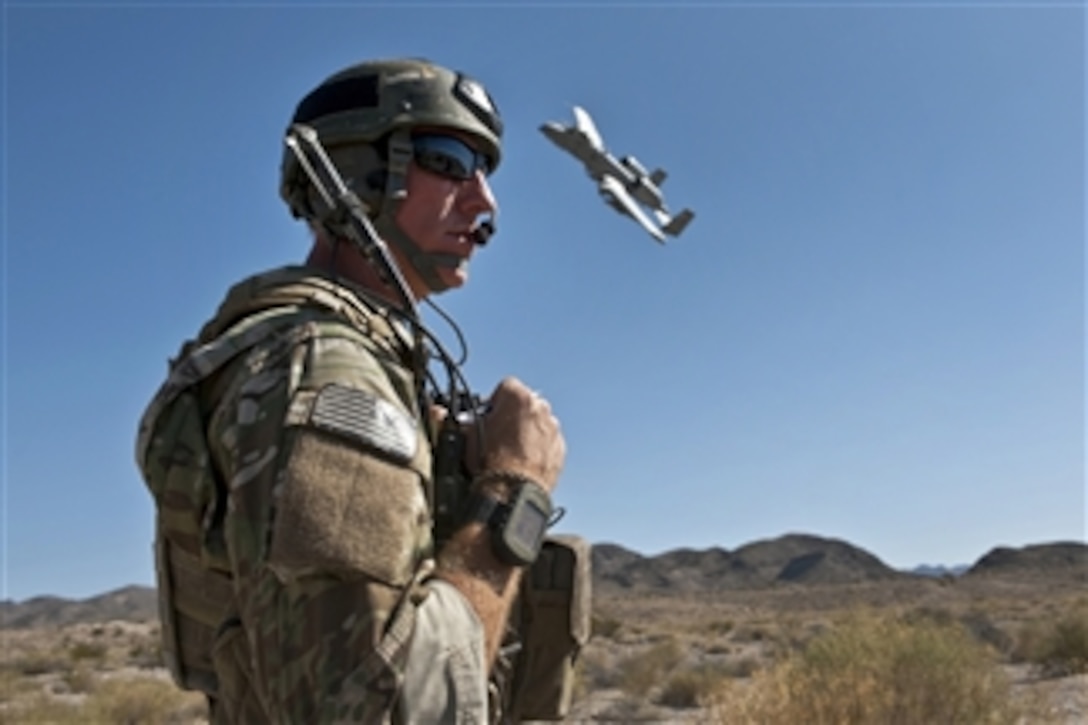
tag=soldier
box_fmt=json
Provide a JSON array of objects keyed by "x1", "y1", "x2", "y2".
[{"x1": 136, "y1": 57, "x2": 567, "y2": 723}]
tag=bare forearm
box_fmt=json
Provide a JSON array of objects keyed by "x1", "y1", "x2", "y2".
[
  {"x1": 434, "y1": 521, "x2": 523, "y2": 666},
  {"x1": 437, "y1": 377, "x2": 565, "y2": 667}
]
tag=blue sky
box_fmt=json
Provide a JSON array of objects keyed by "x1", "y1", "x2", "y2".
[{"x1": 2, "y1": 1, "x2": 1084, "y2": 601}]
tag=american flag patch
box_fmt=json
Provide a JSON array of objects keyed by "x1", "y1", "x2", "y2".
[{"x1": 309, "y1": 384, "x2": 418, "y2": 463}]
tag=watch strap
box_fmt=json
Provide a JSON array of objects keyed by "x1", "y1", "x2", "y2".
[
  {"x1": 461, "y1": 480, "x2": 554, "y2": 567},
  {"x1": 464, "y1": 491, "x2": 508, "y2": 529},
  {"x1": 472, "y1": 470, "x2": 542, "y2": 498}
]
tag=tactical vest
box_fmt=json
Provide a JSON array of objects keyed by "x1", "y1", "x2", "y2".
[
  {"x1": 136, "y1": 266, "x2": 592, "y2": 721},
  {"x1": 135, "y1": 267, "x2": 417, "y2": 695}
]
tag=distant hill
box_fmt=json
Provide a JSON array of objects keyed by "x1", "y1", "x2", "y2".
[
  {"x1": 592, "y1": 533, "x2": 906, "y2": 594},
  {"x1": 965, "y1": 541, "x2": 1088, "y2": 580},
  {"x1": 3, "y1": 538, "x2": 1083, "y2": 629},
  {"x1": 0, "y1": 585, "x2": 158, "y2": 629},
  {"x1": 911, "y1": 563, "x2": 970, "y2": 578}
]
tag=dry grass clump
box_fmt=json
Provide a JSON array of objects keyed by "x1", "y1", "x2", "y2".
[
  {"x1": 708, "y1": 611, "x2": 1018, "y2": 725},
  {"x1": 576, "y1": 647, "x2": 621, "y2": 694},
  {"x1": 126, "y1": 639, "x2": 165, "y2": 669},
  {"x1": 2, "y1": 676, "x2": 207, "y2": 724},
  {"x1": 0, "y1": 694, "x2": 84, "y2": 724},
  {"x1": 616, "y1": 636, "x2": 685, "y2": 695},
  {"x1": 591, "y1": 612, "x2": 622, "y2": 639},
  {"x1": 0, "y1": 622, "x2": 206, "y2": 724},
  {"x1": 592, "y1": 695, "x2": 667, "y2": 722},
  {"x1": 0, "y1": 666, "x2": 39, "y2": 705},
  {"x1": 1015, "y1": 599, "x2": 1088, "y2": 677},
  {"x1": 705, "y1": 618, "x2": 735, "y2": 636},
  {"x1": 69, "y1": 641, "x2": 109, "y2": 663},
  {"x1": 656, "y1": 663, "x2": 734, "y2": 709},
  {"x1": 86, "y1": 677, "x2": 207, "y2": 724},
  {"x1": 905, "y1": 604, "x2": 1015, "y2": 656},
  {"x1": 61, "y1": 666, "x2": 98, "y2": 695},
  {"x1": 3, "y1": 649, "x2": 72, "y2": 677},
  {"x1": 716, "y1": 653, "x2": 763, "y2": 679}
]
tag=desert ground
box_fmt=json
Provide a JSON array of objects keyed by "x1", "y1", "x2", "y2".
[
  {"x1": 1, "y1": 572, "x2": 1085, "y2": 723},
  {"x1": 571, "y1": 575, "x2": 1087, "y2": 723}
]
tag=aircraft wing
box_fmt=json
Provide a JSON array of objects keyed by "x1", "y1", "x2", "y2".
[
  {"x1": 572, "y1": 106, "x2": 605, "y2": 152},
  {"x1": 598, "y1": 174, "x2": 666, "y2": 243}
]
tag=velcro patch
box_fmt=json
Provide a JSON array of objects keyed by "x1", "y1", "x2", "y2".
[{"x1": 307, "y1": 384, "x2": 418, "y2": 464}]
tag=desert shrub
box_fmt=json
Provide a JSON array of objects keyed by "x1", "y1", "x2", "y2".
[
  {"x1": 959, "y1": 609, "x2": 1014, "y2": 655},
  {"x1": 910, "y1": 606, "x2": 1014, "y2": 656},
  {"x1": 0, "y1": 694, "x2": 84, "y2": 724},
  {"x1": 707, "y1": 619, "x2": 734, "y2": 636},
  {"x1": 8, "y1": 650, "x2": 71, "y2": 676},
  {"x1": 596, "y1": 695, "x2": 664, "y2": 722},
  {"x1": 709, "y1": 612, "x2": 1018, "y2": 725},
  {"x1": 718, "y1": 653, "x2": 762, "y2": 679},
  {"x1": 0, "y1": 677, "x2": 205, "y2": 724},
  {"x1": 61, "y1": 666, "x2": 97, "y2": 695},
  {"x1": 731, "y1": 623, "x2": 769, "y2": 643},
  {"x1": 617, "y1": 637, "x2": 684, "y2": 695},
  {"x1": 770, "y1": 617, "x2": 824, "y2": 656},
  {"x1": 904, "y1": 605, "x2": 955, "y2": 628},
  {"x1": 0, "y1": 667, "x2": 39, "y2": 704},
  {"x1": 592, "y1": 612, "x2": 622, "y2": 639},
  {"x1": 0, "y1": 669, "x2": 14, "y2": 704},
  {"x1": 69, "y1": 641, "x2": 108, "y2": 662},
  {"x1": 656, "y1": 663, "x2": 730, "y2": 708},
  {"x1": 127, "y1": 640, "x2": 165, "y2": 669},
  {"x1": 1018, "y1": 603, "x2": 1088, "y2": 676},
  {"x1": 576, "y1": 648, "x2": 621, "y2": 692},
  {"x1": 84, "y1": 677, "x2": 207, "y2": 724}
]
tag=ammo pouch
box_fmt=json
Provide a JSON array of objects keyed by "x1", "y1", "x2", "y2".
[
  {"x1": 141, "y1": 381, "x2": 234, "y2": 694},
  {"x1": 136, "y1": 305, "x2": 302, "y2": 694},
  {"x1": 503, "y1": 535, "x2": 592, "y2": 722}
]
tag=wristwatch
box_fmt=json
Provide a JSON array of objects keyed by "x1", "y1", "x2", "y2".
[{"x1": 465, "y1": 478, "x2": 553, "y2": 566}]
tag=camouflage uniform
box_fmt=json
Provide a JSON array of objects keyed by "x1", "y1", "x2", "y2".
[
  {"x1": 190, "y1": 266, "x2": 487, "y2": 723},
  {"x1": 138, "y1": 57, "x2": 509, "y2": 724}
]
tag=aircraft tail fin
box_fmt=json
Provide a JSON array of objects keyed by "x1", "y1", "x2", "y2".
[
  {"x1": 649, "y1": 168, "x2": 667, "y2": 186},
  {"x1": 662, "y1": 208, "x2": 694, "y2": 237}
]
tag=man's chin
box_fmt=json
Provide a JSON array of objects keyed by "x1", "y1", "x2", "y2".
[
  {"x1": 440, "y1": 261, "x2": 470, "y2": 290},
  {"x1": 425, "y1": 269, "x2": 467, "y2": 296}
]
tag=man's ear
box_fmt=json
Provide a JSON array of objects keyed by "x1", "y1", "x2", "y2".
[{"x1": 366, "y1": 169, "x2": 389, "y2": 193}]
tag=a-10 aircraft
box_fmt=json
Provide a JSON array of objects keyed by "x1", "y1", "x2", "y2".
[{"x1": 539, "y1": 106, "x2": 695, "y2": 243}]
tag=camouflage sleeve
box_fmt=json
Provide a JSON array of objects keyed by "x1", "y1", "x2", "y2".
[
  {"x1": 400, "y1": 579, "x2": 488, "y2": 723},
  {"x1": 206, "y1": 320, "x2": 466, "y2": 724}
]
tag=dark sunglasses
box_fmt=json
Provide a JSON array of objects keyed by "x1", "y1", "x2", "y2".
[{"x1": 411, "y1": 134, "x2": 492, "y2": 181}]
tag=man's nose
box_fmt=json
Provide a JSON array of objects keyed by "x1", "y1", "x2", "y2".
[{"x1": 460, "y1": 169, "x2": 498, "y2": 218}]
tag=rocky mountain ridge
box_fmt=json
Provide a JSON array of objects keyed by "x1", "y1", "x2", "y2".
[
  {"x1": 911, "y1": 563, "x2": 971, "y2": 577},
  {"x1": 592, "y1": 533, "x2": 907, "y2": 593},
  {"x1": 1, "y1": 585, "x2": 159, "y2": 630},
  {"x1": 3, "y1": 536, "x2": 1083, "y2": 629}
]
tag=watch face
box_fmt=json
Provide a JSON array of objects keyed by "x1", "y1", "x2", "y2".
[
  {"x1": 509, "y1": 498, "x2": 549, "y2": 552},
  {"x1": 501, "y1": 486, "x2": 552, "y2": 565}
]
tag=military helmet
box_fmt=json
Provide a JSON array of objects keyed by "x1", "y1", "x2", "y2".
[{"x1": 280, "y1": 57, "x2": 503, "y2": 221}]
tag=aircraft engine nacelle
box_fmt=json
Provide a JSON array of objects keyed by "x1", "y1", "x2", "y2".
[
  {"x1": 620, "y1": 155, "x2": 648, "y2": 177},
  {"x1": 597, "y1": 185, "x2": 627, "y2": 214}
]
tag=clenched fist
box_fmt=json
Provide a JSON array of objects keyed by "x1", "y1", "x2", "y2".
[{"x1": 472, "y1": 377, "x2": 565, "y2": 493}]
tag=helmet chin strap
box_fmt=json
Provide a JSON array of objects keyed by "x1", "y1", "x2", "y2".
[
  {"x1": 374, "y1": 130, "x2": 493, "y2": 296},
  {"x1": 373, "y1": 213, "x2": 457, "y2": 294}
]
